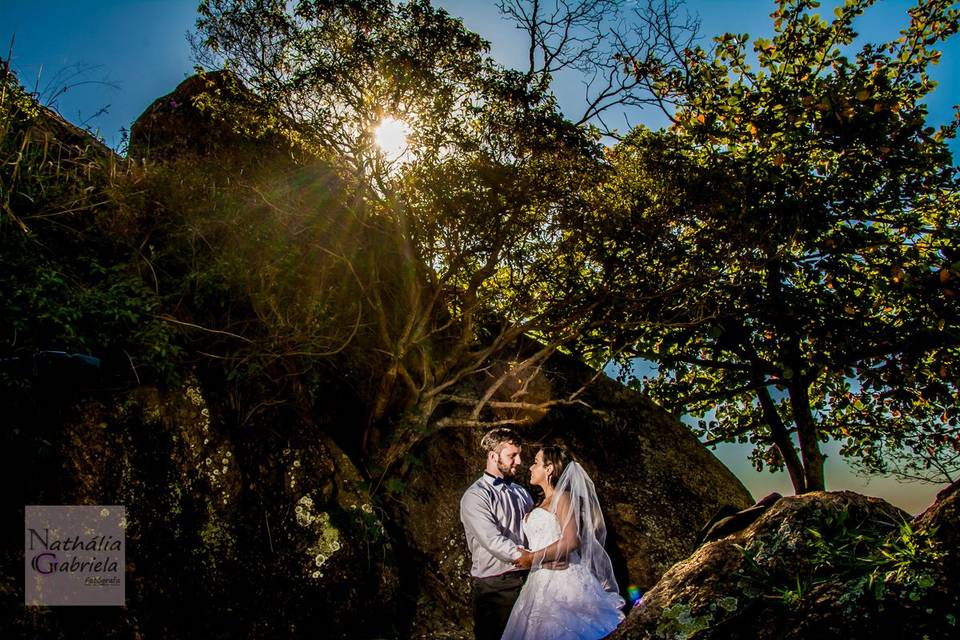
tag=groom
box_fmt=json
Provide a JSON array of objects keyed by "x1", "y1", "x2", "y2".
[{"x1": 460, "y1": 428, "x2": 534, "y2": 640}]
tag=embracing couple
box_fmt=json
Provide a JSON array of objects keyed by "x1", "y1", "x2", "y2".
[{"x1": 460, "y1": 428, "x2": 625, "y2": 640}]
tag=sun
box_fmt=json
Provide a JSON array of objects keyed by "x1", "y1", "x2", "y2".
[{"x1": 373, "y1": 116, "x2": 412, "y2": 162}]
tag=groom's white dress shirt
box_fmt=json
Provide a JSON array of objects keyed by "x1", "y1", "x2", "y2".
[{"x1": 460, "y1": 473, "x2": 533, "y2": 578}]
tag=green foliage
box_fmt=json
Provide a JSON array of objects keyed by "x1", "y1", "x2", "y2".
[
  {"x1": 0, "y1": 69, "x2": 181, "y2": 385},
  {"x1": 2, "y1": 238, "x2": 177, "y2": 358},
  {"x1": 0, "y1": 71, "x2": 41, "y2": 230},
  {"x1": 738, "y1": 504, "x2": 943, "y2": 613},
  {"x1": 602, "y1": 0, "x2": 960, "y2": 490},
  {"x1": 804, "y1": 507, "x2": 942, "y2": 607},
  {"x1": 775, "y1": 576, "x2": 806, "y2": 610}
]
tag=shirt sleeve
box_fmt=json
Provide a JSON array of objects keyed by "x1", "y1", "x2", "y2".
[{"x1": 460, "y1": 488, "x2": 522, "y2": 562}]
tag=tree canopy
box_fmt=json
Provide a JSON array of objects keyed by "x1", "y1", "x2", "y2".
[
  {"x1": 187, "y1": 0, "x2": 628, "y2": 472},
  {"x1": 599, "y1": 0, "x2": 960, "y2": 491}
]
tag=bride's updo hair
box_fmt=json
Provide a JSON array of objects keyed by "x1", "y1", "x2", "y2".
[{"x1": 539, "y1": 444, "x2": 571, "y2": 487}]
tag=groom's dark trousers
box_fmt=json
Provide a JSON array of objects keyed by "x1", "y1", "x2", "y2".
[{"x1": 472, "y1": 570, "x2": 527, "y2": 640}]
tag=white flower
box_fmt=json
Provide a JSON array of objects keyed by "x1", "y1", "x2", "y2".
[
  {"x1": 361, "y1": 503, "x2": 373, "y2": 514},
  {"x1": 99, "y1": 508, "x2": 110, "y2": 518}
]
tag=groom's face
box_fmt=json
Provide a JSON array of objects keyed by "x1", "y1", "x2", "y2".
[{"x1": 494, "y1": 443, "x2": 522, "y2": 478}]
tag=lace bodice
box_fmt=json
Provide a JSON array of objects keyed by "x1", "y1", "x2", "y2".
[{"x1": 523, "y1": 507, "x2": 562, "y2": 549}]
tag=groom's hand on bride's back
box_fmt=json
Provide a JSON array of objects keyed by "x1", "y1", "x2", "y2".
[
  {"x1": 514, "y1": 549, "x2": 534, "y2": 569},
  {"x1": 514, "y1": 549, "x2": 569, "y2": 570}
]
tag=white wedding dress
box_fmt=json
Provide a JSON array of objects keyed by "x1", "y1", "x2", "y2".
[{"x1": 501, "y1": 507, "x2": 625, "y2": 640}]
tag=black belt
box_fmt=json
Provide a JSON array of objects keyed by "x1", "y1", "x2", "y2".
[{"x1": 474, "y1": 569, "x2": 528, "y2": 582}]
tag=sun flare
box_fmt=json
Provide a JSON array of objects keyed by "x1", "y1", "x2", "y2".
[{"x1": 373, "y1": 116, "x2": 412, "y2": 161}]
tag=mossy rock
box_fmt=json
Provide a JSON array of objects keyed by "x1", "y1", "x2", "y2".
[{"x1": 614, "y1": 490, "x2": 960, "y2": 640}]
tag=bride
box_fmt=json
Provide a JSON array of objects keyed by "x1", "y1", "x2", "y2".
[{"x1": 502, "y1": 445, "x2": 625, "y2": 640}]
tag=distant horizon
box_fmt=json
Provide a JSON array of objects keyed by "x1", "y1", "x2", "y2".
[{"x1": 2, "y1": 0, "x2": 955, "y2": 514}]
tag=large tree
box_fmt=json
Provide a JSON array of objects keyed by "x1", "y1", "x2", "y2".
[
  {"x1": 598, "y1": 0, "x2": 960, "y2": 492},
  {"x1": 185, "y1": 0, "x2": 621, "y2": 473}
]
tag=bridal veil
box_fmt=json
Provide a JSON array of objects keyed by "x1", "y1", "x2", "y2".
[{"x1": 537, "y1": 461, "x2": 620, "y2": 596}]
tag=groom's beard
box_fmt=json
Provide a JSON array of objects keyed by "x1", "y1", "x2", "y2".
[{"x1": 497, "y1": 457, "x2": 518, "y2": 479}]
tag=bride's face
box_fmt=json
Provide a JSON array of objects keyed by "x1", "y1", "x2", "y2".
[{"x1": 529, "y1": 450, "x2": 553, "y2": 488}]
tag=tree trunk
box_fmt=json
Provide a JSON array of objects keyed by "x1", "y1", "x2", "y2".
[
  {"x1": 756, "y1": 385, "x2": 807, "y2": 494},
  {"x1": 364, "y1": 361, "x2": 402, "y2": 456},
  {"x1": 369, "y1": 400, "x2": 436, "y2": 477},
  {"x1": 788, "y1": 382, "x2": 825, "y2": 492}
]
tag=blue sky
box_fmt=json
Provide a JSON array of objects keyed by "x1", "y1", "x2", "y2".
[
  {"x1": 2, "y1": 1, "x2": 956, "y2": 513},
  {"x1": 2, "y1": 1, "x2": 957, "y2": 151}
]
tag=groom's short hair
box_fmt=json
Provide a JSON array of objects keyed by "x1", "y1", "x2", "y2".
[{"x1": 480, "y1": 428, "x2": 522, "y2": 454}]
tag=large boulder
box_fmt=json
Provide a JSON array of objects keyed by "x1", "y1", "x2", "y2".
[
  {"x1": 390, "y1": 350, "x2": 754, "y2": 638},
  {"x1": 3, "y1": 379, "x2": 401, "y2": 639},
  {"x1": 613, "y1": 488, "x2": 960, "y2": 640},
  {"x1": 128, "y1": 70, "x2": 296, "y2": 163}
]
